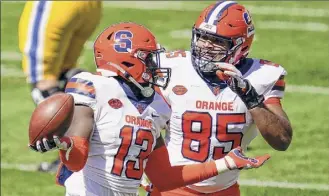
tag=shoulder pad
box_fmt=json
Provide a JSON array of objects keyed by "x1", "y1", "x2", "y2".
[
  {"x1": 65, "y1": 72, "x2": 96, "y2": 99},
  {"x1": 245, "y1": 59, "x2": 287, "y2": 95},
  {"x1": 159, "y1": 50, "x2": 191, "y2": 69}
]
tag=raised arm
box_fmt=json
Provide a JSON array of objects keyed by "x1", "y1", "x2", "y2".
[{"x1": 216, "y1": 63, "x2": 293, "y2": 151}]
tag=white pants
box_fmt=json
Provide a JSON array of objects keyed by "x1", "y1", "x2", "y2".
[{"x1": 64, "y1": 171, "x2": 138, "y2": 196}]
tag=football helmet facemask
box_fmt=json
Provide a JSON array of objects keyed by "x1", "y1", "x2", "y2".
[{"x1": 191, "y1": 1, "x2": 255, "y2": 74}]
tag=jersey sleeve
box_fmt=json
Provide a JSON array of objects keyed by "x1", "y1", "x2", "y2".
[
  {"x1": 246, "y1": 59, "x2": 287, "y2": 103},
  {"x1": 65, "y1": 72, "x2": 97, "y2": 110},
  {"x1": 264, "y1": 69, "x2": 287, "y2": 100}
]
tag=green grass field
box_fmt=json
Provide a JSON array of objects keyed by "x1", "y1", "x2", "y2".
[{"x1": 1, "y1": 1, "x2": 329, "y2": 196}]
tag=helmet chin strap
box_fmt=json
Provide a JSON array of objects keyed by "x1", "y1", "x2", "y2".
[{"x1": 108, "y1": 62, "x2": 154, "y2": 97}]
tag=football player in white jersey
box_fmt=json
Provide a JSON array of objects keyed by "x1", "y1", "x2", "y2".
[
  {"x1": 29, "y1": 22, "x2": 271, "y2": 196},
  {"x1": 145, "y1": 1, "x2": 293, "y2": 196}
]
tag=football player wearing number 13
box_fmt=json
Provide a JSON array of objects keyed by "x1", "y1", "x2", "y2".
[
  {"x1": 30, "y1": 22, "x2": 270, "y2": 196},
  {"x1": 146, "y1": 1, "x2": 293, "y2": 196}
]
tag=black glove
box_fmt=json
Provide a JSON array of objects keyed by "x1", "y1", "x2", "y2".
[
  {"x1": 228, "y1": 77, "x2": 264, "y2": 109},
  {"x1": 214, "y1": 62, "x2": 264, "y2": 109}
]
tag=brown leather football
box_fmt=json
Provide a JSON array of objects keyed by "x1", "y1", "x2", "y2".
[{"x1": 28, "y1": 93, "x2": 74, "y2": 145}]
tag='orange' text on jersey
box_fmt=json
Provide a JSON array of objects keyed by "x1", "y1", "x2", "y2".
[
  {"x1": 125, "y1": 115, "x2": 152, "y2": 129},
  {"x1": 196, "y1": 101, "x2": 234, "y2": 111}
]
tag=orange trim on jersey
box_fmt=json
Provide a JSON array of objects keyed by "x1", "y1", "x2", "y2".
[
  {"x1": 264, "y1": 97, "x2": 282, "y2": 106},
  {"x1": 59, "y1": 136, "x2": 89, "y2": 172},
  {"x1": 154, "y1": 86, "x2": 171, "y2": 108},
  {"x1": 272, "y1": 75, "x2": 286, "y2": 91},
  {"x1": 274, "y1": 79, "x2": 285, "y2": 87},
  {"x1": 66, "y1": 82, "x2": 95, "y2": 95}
]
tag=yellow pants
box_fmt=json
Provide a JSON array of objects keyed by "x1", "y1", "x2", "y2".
[{"x1": 19, "y1": 1, "x2": 102, "y2": 83}]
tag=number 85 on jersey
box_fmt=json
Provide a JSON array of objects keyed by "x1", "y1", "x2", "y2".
[{"x1": 181, "y1": 111, "x2": 246, "y2": 162}]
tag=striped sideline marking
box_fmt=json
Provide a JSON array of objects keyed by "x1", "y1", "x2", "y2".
[
  {"x1": 257, "y1": 21, "x2": 328, "y2": 32},
  {"x1": 238, "y1": 179, "x2": 329, "y2": 191},
  {"x1": 1, "y1": 51, "x2": 21, "y2": 61},
  {"x1": 1, "y1": 162, "x2": 328, "y2": 191},
  {"x1": 103, "y1": 1, "x2": 329, "y2": 18},
  {"x1": 286, "y1": 85, "x2": 329, "y2": 95},
  {"x1": 1, "y1": 52, "x2": 328, "y2": 95},
  {"x1": 1, "y1": 64, "x2": 25, "y2": 77},
  {"x1": 1, "y1": 162, "x2": 39, "y2": 172}
]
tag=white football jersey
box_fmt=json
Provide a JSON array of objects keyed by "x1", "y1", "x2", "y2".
[
  {"x1": 65, "y1": 72, "x2": 171, "y2": 194},
  {"x1": 159, "y1": 51, "x2": 286, "y2": 193}
]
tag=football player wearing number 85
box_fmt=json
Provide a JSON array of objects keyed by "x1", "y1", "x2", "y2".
[
  {"x1": 29, "y1": 22, "x2": 270, "y2": 196},
  {"x1": 146, "y1": 1, "x2": 293, "y2": 196}
]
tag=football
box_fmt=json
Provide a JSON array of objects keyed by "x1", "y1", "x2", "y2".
[{"x1": 28, "y1": 93, "x2": 74, "y2": 145}]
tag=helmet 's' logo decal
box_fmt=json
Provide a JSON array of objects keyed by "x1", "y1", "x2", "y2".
[{"x1": 114, "y1": 30, "x2": 133, "y2": 53}]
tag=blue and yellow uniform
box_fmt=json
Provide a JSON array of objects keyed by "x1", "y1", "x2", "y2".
[
  {"x1": 19, "y1": 0, "x2": 102, "y2": 173},
  {"x1": 19, "y1": 1, "x2": 102, "y2": 84}
]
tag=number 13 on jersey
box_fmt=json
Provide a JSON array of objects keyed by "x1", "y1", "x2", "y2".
[
  {"x1": 182, "y1": 111, "x2": 246, "y2": 162},
  {"x1": 111, "y1": 126, "x2": 154, "y2": 180}
]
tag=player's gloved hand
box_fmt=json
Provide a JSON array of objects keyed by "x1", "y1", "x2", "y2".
[
  {"x1": 29, "y1": 135, "x2": 73, "y2": 153},
  {"x1": 215, "y1": 63, "x2": 264, "y2": 109},
  {"x1": 215, "y1": 146, "x2": 270, "y2": 173}
]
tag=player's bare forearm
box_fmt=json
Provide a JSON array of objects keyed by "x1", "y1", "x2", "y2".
[
  {"x1": 249, "y1": 104, "x2": 292, "y2": 151},
  {"x1": 65, "y1": 104, "x2": 94, "y2": 139}
]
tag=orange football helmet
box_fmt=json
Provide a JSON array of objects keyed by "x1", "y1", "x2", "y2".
[
  {"x1": 94, "y1": 22, "x2": 170, "y2": 97},
  {"x1": 191, "y1": 1, "x2": 255, "y2": 73}
]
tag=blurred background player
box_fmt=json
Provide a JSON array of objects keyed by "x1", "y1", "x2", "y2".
[{"x1": 18, "y1": 0, "x2": 102, "y2": 172}]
